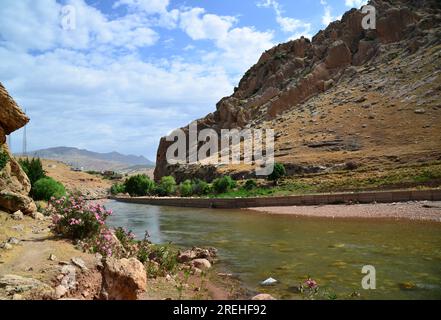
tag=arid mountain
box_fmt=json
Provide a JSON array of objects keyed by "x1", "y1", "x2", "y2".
[
  {"x1": 155, "y1": 0, "x2": 441, "y2": 182},
  {"x1": 22, "y1": 147, "x2": 155, "y2": 172}
]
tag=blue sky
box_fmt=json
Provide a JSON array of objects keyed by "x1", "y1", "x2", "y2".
[{"x1": 0, "y1": 0, "x2": 366, "y2": 159}]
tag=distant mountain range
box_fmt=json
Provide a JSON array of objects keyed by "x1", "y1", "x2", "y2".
[{"x1": 18, "y1": 147, "x2": 155, "y2": 172}]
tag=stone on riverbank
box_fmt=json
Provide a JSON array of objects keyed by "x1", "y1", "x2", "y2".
[
  {"x1": 191, "y1": 259, "x2": 212, "y2": 270},
  {"x1": 101, "y1": 257, "x2": 147, "y2": 300}
]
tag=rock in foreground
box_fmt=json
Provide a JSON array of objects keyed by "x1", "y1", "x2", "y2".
[{"x1": 101, "y1": 257, "x2": 147, "y2": 300}]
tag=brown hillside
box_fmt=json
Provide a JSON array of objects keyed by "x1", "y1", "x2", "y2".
[{"x1": 155, "y1": 0, "x2": 441, "y2": 182}]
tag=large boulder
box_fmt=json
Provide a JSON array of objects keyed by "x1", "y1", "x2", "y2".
[
  {"x1": 0, "y1": 83, "x2": 35, "y2": 215},
  {"x1": 0, "y1": 83, "x2": 29, "y2": 140},
  {"x1": 325, "y1": 40, "x2": 352, "y2": 69},
  {"x1": 101, "y1": 257, "x2": 147, "y2": 300}
]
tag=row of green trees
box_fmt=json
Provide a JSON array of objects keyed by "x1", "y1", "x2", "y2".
[
  {"x1": 19, "y1": 158, "x2": 66, "y2": 201},
  {"x1": 112, "y1": 163, "x2": 287, "y2": 197}
]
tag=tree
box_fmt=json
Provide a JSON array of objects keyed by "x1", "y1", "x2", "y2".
[
  {"x1": 244, "y1": 179, "x2": 257, "y2": 191},
  {"x1": 156, "y1": 176, "x2": 177, "y2": 196},
  {"x1": 268, "y1": 163, "x2": 286, "y2": 185},
  {"x1": 19, "y1": 157, "x2": 46, "y2": 186},
  {"x1": 191, "y1": 179, "x2": 211, "y2": 196},
  {"x1": 124, "y1": 174, "x2": 155, "y2": 196},
  {"x1": 110, "y1": 183, "x2": 126, "y2": 195},
  {"x1": 213, "y1": 176, "x2": 236, "y2": 194},
  {"x1": 179, "y1": 180, "x2": 193, "y2": 197}
]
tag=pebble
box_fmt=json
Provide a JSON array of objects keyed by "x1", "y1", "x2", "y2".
[
  {"x1": 8, "y1": 237, "x2": 20, "y2": 245},
  {"x1": 0, "y1": 243, "x2": 13, "y2": 250},
  {"x1": 71, "y1": 257, "x2": 88, "y2": 271},
  {"x1": 11, "y1": 210, "x2": 24, "y2": 220}
]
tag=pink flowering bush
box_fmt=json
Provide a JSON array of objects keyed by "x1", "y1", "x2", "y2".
[
  {"x1": 48, "y1": 196, "x2": 112, "y2": 240},
  {"x1": 48, "y1": 195, "x2": 180, "y2": 273}
]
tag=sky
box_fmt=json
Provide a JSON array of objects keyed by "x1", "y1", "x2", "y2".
[{"x1": 0, "y1": 0, "x2": 367, "y2": 160}]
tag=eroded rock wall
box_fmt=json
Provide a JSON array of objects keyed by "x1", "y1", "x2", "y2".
[
  {"x1": 154, "y1": 0, "x2": 441, "y2": 180},
  {"x1": 0, "y1": 83, "x2": 36, "y2": 214}
]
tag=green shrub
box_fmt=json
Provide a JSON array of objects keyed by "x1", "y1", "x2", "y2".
[
  {"x1": 32, "y1": 177, "x2": 66, "y2": 201},
  {"x1": 147, "y1": 244, "x2": 179, "y2": 274},
  {"x1": 244, "y1": 179, "x2": 257, "y2": 191},
  {"x1": 19, "y1": 157, "x2": 46, "y2": 186},
  {"x1": 110, "y1": 183, "x2": 126, "y2": 195},
  {"x1": 192, "y1": 179, "x2": 211, "y2": 196},
  {"x1": 124, "y1": 174, "x2": 155, "y2": 196},
  {"x1": 179, "y1": 180, "x2": 193, "y2": 197},
  {"x1": 0, "y1": 147, "x2": 9, "y2": 171},
  {"x1": 268, "y1": 163, "x2": 286, "y2": 183},
  {"x1": 213, "y1": 176, "x2": 236, "y2": 194},
  {"x1": 156, "y1": 176, "x2": 177, "y2": 196}
]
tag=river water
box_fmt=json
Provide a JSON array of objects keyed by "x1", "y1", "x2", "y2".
[{"x1": 105, "y1": 200, "x2": 441, "y2": 300}]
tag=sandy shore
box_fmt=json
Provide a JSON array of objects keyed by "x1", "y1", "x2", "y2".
[{"x1": 247, "y1": 201, "x2": 441, "y2": 222}]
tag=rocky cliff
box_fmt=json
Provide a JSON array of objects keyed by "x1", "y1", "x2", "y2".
[
  {"x1": 155, "y1": 0, "x2": 441, "y2": 182},
  {"x1": 0, "y1": 83, "x2": 36, "y2": 215}
]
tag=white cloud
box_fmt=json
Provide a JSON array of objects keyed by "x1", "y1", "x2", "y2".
[
  {"x1": 113, "y1": 0, "x2": 179, "y2": 29},
  {"x1": 113, "y1": 0, "x2": 170, "y2": 14},
  {"x1": 179, "y1": 8, "x2": 274, "y2": 75},
  {"x1": 345, "y1": 0, "x2": 368, "y2": 8},
  {"x1": 257, "y1": 0, "x2": 311, "y2": 38},
  {"x1": 180, "y1": 8, "x2": 237, "y2": 41},
  {"x1": 0, "y1": 0, "x2": 279, "y2": 157},
  {"x1": 0, "y1": 0, "x2": 159, "y2": 52},
  {"x1": 320, "y1": 0, "x2": 338, "y2": 26}
]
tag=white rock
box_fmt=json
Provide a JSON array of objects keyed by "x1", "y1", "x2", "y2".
[
  {"x1": 252, "y1": 294, "x2": 276, "y2": 300},
  {"x1": 261, "y1": 277, "x2": 278, "y2": 286},
  {"x1": 32, "y1": 212, "x2": 45, "y2": 220},
  {"x1": 7, "y1": 237, "x2": 20, "y2": 245},
  {"x1": 11, "y1": 210, "x2": 24, "y2": 220},
  {"x1": 1, "y1": 243, "x2": 13, "y2": 250},
  {"x1": 191, "y1": 258, "x2": 211, "y2": 270},
  {"x1": 71, "y1": 257, "x2": 88, "y2": 271}
]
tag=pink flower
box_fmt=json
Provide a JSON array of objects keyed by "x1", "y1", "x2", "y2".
[{"x1": 305, "y1": 278, "x2": 318, "y2": 289}]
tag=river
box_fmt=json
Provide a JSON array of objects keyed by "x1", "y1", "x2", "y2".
[{"x1": 105, "y1": 200, "x2": 441, "y2": 300}]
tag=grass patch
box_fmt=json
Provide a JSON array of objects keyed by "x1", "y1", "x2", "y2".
[{"x1": 207, "y1": 162, "x2": 441, "y2": 198}]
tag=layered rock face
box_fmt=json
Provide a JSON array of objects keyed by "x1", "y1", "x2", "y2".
[
  {"x1": 155, "y1": 0, "x2": 441, "y2": 181},
  {"x1": 0, "y1": 83, "x2": 36, "y2": 215}
]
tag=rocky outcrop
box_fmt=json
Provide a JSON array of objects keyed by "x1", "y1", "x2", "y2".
[
  {"x1": 0, "y1": 83, "x2": 29, "y2": 142},
  {"x1": 100, "y1": 257, "x2": 147, "y2": 300},
  {"x1": 155, "y1": 0, "x2": 441, "y2": 180},
  {"x1": 0, "y1": 274, "x2": 53, "y2": 298},
  {"x1": 0, "y1": 83, "x2": 35, "y2": 215}
]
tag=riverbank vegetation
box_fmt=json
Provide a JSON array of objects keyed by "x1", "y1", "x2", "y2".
[
  {"x1": 19, "y1": 157, "x2": 66, "y2": 200},
  {"x1": 46, "y1": 194, "x2": 179, "y2": 277},
  {"x1": 111, "y1": 161, "x2": 441, "y2": 199}
]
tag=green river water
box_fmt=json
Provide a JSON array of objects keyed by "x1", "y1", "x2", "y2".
[{"x1": 105, "y1": 200, "x2": 441, "y2": 300}]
